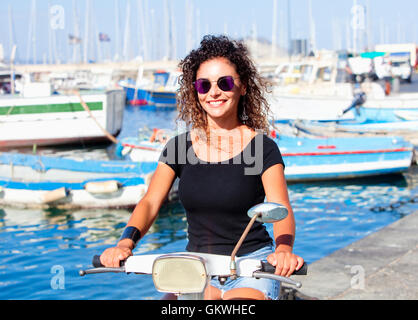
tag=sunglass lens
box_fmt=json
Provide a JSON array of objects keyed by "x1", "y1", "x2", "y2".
[
  {"x1": 218, "y1": 76, "x2": 235, "y2": 91},
  {"x1": 195, "y1": 79, "x2": 211, "y2": 94}
]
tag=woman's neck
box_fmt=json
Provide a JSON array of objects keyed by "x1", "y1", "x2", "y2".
[{"x1": 206, "y1": 116, "x2": 242, "y2": 132}]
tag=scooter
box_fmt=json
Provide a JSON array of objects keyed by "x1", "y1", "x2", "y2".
[{"x1": 79, "y1": 202, "x2": 307, "y2": 299}]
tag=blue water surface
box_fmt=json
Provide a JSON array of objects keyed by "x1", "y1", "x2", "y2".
[{"x1": 0, "y1": 106, "x2": 417, "y2": 299}]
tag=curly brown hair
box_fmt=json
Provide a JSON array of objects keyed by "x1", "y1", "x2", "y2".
[{"x1": 177, "y1": 35, "x2": 271, "y2": 134}]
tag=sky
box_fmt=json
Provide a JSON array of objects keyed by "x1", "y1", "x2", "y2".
[{"x1": 0, "y1": 0, "x2": 417, "y2": 64}]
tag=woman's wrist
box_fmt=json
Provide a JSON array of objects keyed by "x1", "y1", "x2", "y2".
[
  {"x1": 118, "y1": 226, "x2": 142, "y2": 249},
  {"x1": 117, "y1": 238, "x2": 135, "y2": 250},
  {"x1": 274, "y1": 244, "x2": 293, "y2": 254}
]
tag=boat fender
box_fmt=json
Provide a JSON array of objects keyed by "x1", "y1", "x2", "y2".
[
  {"x1": 84, "y1": 180, "x2": 120, "y2": 194},
  {"x1": 41, "y1": 187, "x2": 69, "y2": 203}
]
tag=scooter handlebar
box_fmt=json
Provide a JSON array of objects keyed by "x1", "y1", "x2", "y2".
[
  {"x1": 91, "y1": 255, "x2": 125, "y2": 268},
  {"x1": 260, "y1": 261, "x2": 308, "y2": 275},
  {"x1": 92, "y1": 255, "x2": 103, "y2": 268}
]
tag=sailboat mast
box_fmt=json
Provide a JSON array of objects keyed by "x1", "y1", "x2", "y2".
[
  {"x1": 138, "y1": 0, "x2": 149, "y2": 61},
  {"x1": 114, "y1": 0, "x2": 120, "y2": 61},
  {"x1": 72, "y1": 0, "x2": 82, "y2": 63},
  {"x1": 8, "y1": 5, "x2": 16, "y2": 62},
  {"x1": 271, "y1": 0, "x2": 277, "y2": 58},
  {"x1": 123, "y1": 0, "x2": 131, "y2": 61},
  {"x1": 185, "y1": 0, "x2": 194, "y2": 53},
  {"x1": 84, "y1": 0, "x2": 91, "y2": 63},
  {"x1": 26, "y1": 0, "x2": 37, "y2": 64},
  {"x1": 308, "y1": 0, "x2": 316, "y2": 54},
  {"x1": 287, "y1": 0, "x2": 292, "y2": 56},
  {"x1": 169, "y1": 2, "x2": 177, "y2": 60}
]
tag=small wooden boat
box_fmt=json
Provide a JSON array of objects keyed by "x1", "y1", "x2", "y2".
[{"x1": 0, "y1": 151, "x2": 162, "y2": 209}]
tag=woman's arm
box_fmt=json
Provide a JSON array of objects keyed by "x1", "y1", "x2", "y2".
[
  {"x1": 100, "y1": 162, "x2": 176, "y2": 267},
  {"x1": 261, "y1": 163, "x2": 304, "y2": 277}
]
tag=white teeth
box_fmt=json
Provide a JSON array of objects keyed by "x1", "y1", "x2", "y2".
[{"x1": 208, "y1": 100, "x2": 224, "y2": 106}]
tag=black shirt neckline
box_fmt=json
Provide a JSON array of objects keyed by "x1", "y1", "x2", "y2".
[{"x1": 188, "y1": 131, "x2": 261, "y2": 164}]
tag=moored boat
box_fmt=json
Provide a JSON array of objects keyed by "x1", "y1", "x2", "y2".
[
  {"x1": 115, "y1": 130, "x2": 414, "y2": 182},
  {"x1": 119, "y1": 70, "x2": 179, "y2": 108},
  {"x1": 0, "y1": 151, "x2": 162, "y2": 209},
  {"x1": 0, "y1": 89, "x2": 125, "y2": 148}
]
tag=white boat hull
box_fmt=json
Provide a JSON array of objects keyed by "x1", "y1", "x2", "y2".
[
  {"x1": 0, "y1": 90, "x2": 125, "y2": 148},
  {"x1": 0, "y1": 184, "x2": 147, "y2": 209}
]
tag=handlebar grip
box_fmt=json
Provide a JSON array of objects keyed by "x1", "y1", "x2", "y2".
[
  {"x1": 260, "y1": 261, "x2": 308, "y2": 275},
  {"x1": 92, "y1": 255, "x2": 126, "y2": 268},
  {"x1": 92, "y1": 255, "x2": 104, "y2": 268}
]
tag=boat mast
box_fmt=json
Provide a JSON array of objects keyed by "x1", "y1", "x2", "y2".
[
  {"x1": 143, "y1": 0, "x2": 151, "y2": 60},
  {"x1": 122, "y1": 0, "x2": 131, "y2": 61},
  {"x1": 185, "y1": 0, "x2": 194, "y2": 54},
  {"x1": 150, "y1": 8, "x2": 157, "y2": 60},
  {"x1": 195, "y1": 8, "x2": 201, "y2": 47},
  {"x1": 92, "y1": 4, "x2": 102, "y2": 62},
  {"x1": 169, "y1": 1, "x2": 177, "y2": 60},
  {"x1": 271, "y1": 0, "x2": 278, "y2": 58},
  {"x1": 366, "y1": 0, "x2": 373, "y2": 50},
  {"x1": 26, "y1": 0, "x2": 37, "y2": 64},
  {"x1": 137, "y1": 0, "x2": 149, "y2": 61},
  {"x1": 72, "y1": 0, "x2": 82, "y2": 63},
  {"x1": 163, "y1": 0, "x2": 169, "y2": 59},
  {"x1": 308, "y1": 0, "x2": 316, "y2": 54},
  {"x1": 83, "y1": 0, "x2": 91, "y2": 63},
  {"x1": 8, "y1": 5, "x2": 16, "y2": 62},
  {"x1": 287, "y1": 0, "x2": 292, "y2": 57},
  {"x1": 114, "y1": 0, "x2": 120, "y2": 61}
]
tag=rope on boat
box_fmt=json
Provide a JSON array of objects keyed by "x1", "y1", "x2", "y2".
[{"x1": 72, "y1": 89, "x2": 119, "y2": 144}]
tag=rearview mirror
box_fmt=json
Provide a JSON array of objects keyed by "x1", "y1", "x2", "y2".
[{"x1": 247, "y1": 202, "x2": 288, "y2": 223}]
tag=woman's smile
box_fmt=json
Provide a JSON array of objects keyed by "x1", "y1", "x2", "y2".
[{"x1": 207, "y1": 99, "x2": 227, "y2": 107}]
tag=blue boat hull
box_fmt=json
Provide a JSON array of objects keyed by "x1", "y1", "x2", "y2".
[
  {"x1": 0, "y1": 152, "x2": 160, "y2": 208},
  {"x1": 274, "y1": 135, "x2": 413, "y2": 181},
  {"x1": 116, "y1": 134, "x2": 414, "y2": 182}
]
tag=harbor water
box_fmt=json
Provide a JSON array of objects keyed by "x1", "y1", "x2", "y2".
[{"x1": 0, "y1": 105, "x2": 417, "y2": 300}]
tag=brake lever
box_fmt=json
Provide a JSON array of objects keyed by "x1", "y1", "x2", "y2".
[
  {"x1": 252, "y1": 271, "x2": 302, "y2": 288},
  {"x1": 79, "y1": 255, "x2": 126, "y2": 276}
]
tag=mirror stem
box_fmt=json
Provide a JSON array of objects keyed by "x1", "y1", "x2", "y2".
[{"x1": 230, "y1": 213, "x2": 260, "y2": 279}]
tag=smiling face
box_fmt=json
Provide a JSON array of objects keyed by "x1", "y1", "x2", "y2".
[{"x1": 195, "y1": 57, "x2": 246, "y2": 128}]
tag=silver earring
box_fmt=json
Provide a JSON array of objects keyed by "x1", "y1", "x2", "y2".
[
  {"x1": 241, "y1": 107, "x2": 249, "y2": 121},
  {"x1": 240, "y1": 95, "x2": 248, "y2": 121}
]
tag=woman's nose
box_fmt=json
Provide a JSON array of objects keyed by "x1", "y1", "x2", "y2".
[{"x1": 208, "y1": 82, "x2": 221, "y2": 96}]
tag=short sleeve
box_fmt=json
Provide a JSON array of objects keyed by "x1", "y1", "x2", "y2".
[
  {"x1": 158, "y1": 135, "x2": 179, "y2": 176},
  {"x1": 158, "y1": 132, "x2": 188, "y2": 177},
  {"x1": 261, "y1": 135, "x2": 285, "y2": 175}
]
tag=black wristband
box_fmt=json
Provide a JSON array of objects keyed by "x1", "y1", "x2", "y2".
[{"x1": 119, "y1": 226, "x2": 142, "y2": 246}]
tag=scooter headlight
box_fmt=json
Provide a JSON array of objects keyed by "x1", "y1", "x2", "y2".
[{"x1": 152, "y1": 254, "x2": 208, "y2": 294}]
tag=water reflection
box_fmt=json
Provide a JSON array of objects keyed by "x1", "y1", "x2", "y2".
[
  {"x1": 0, "y1": 201, "x2": 187, "y2": 251},
  {"x1": 0, "y1": 163, "x2": 417, "y2": 299}
]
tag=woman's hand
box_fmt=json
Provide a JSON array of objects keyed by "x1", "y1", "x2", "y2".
[
  {"x1": 266, "y1": 250, "x2": 304, "y2": 277},
  {"x1": 100, "y1": 244, "x2": 133, "y2": 267}
]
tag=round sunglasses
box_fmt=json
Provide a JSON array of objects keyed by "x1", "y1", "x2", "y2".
[{"x1": 193, "y1": 76, "x2": 238, "y2": 94}]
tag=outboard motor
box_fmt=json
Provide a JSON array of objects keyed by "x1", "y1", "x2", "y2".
[{"x1": 341, "y1": 91, "x2": 366, "y2": 116}]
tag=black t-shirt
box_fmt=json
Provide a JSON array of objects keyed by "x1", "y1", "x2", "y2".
[{"x1": 158, "y1": 131, "x2": 285, "y2": 256}]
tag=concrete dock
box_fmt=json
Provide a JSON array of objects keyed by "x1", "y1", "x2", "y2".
[{"x1": 292, "y1": 210, "x2": 418, "y2": 300}]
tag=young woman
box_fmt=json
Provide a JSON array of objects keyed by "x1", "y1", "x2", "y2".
[{"x1": 99, "y1": 35, "x2": 304, "y2": 300}]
